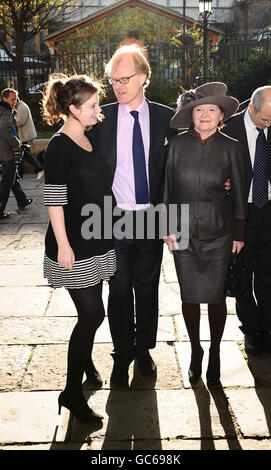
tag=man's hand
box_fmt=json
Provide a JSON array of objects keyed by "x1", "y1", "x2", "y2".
[
  {"x1": 232, "y1": 241, "x2": 244, "y2": 254},
  {"x1": 163, "y1": 234, "x2": 179, "y2": 254},
  {"x1": 224, "y1": 178, "x2": 230, "y2": 192}
]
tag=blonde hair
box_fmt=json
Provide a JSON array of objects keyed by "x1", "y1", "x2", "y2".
[
  {"x1": 105, "y1": 43, "x2": 151, "y2": 88},
  {"x1": 42, "y1": 73, "x2": 103, "y2": 125}
]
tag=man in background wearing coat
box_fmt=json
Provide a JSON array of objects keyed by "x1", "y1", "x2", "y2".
[
  {"x1": 0, "y1": 88, "x2": 32, "y2": 219},
  {"x1": 223, "y1": 86, "x2": 271, "y2": 353},
  {"x1": 89, "y1": 43, "x2": 176, "y2": 386},
  {"x1": 15, "y1": 98, "x2": 43, "y2": 178}
]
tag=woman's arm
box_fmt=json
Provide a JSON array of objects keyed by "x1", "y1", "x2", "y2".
[{"x1": 48, "y1": 206, "x2": 75, "y2": 270}]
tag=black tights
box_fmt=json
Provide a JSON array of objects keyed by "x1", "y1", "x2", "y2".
[
  {"x1": 182, "y1": 302, "x2": 227, "y2": 376},
  {"x1": 64, "y1": 282, "x2": 105, "y2": 394}
]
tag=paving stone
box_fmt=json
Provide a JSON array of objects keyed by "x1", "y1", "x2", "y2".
[
  {"x1": 175, "y1": 313, "x2": 243, "y2": 342},
  {"x1": 0, "y1": 249, "x2": 44, "y2": 265},
  {"x1": 159, "y1": 282, "x2": 181, "y2": 314},
  {"x1": 0, "y1": 316, "x2": 175, "y2": 345},
  {"x1": 161, "y1": 261, "x2": 178, "y2": 283},
  {"x1": 226, "y1": 388, "x2": 271, "y2": 437},
  {"x1": 71, "y1": 389, "x2": 239, "y2": 442},
  {"x1": 0, "y1": 235, "x2": 21, "y2": 250},
  {"x1": 0, "y1": 317, "x2": 77, "y2": 344},
  {"x1": 17, "y1": 223, "x2": 47, "y2": 235},
  {"x1": 22, "y1": 342, "x2": 182, "y2": 392},
  {"x1": 0, "y1": 265, "x2": 46, "y2": 286},
  {"x1": 19, "y1": 213, "x2": 49, "y2": 224},
  {"x1": 176, "y1": 341, "x2": 254, "y2": 389},
  {"x1": 16, "y1": 234, "x2": 46, "y2": 250},
  {"x1": 0, "y1": 345, "x2": 32, "y2": 391},
  {"x1": 0, "y1": 224, "x2": 20, "y2": 235},
  {"x1": 45, "y1": 287, "x2": 77, "y2": 316},
  {"x1": 0, "y1": 391, "x2": 67, "y2": 443},
  {"x1": 0, "y1": 287, "x2": 51, "y2": 317}
]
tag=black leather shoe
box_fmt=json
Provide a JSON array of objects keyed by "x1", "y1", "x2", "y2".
[
  {"x1": 58, "y1": 391, "x2": 103, "y2": 422},
  {"x1": 110, "y1": 362, "x2": 129, "y2": 387},
  {"x1": 136, "y1": 352, "x2": 157, "y2": 377},
  {"x1": 18, "y1": 198, "x2": 33, "y2": 210},
  {"x1": 244, "y1": 332, "x2": 262, "y2": 354},
  {"x1": 0, "y1": 212, "x2": 11, "y2": 219}
]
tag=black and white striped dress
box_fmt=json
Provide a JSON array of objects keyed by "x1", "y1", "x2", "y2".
[{"x1": 43, "y1": 132, "x2": 116, "y2": 289}]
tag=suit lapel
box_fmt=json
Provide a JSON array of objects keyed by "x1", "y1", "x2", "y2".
[
  {"x1": 103, "y1": 102, "x2": 118, "y2": 176},
  {"x1": 147, "y1": 99, "x2": 158, "y2": 172},
  {"x1": 239, "y1": 111, "x2": 252, "y2": 171}
]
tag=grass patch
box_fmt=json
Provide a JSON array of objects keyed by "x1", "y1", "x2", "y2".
[{"x1": 36, "y1": 130, "x2": 54, "y2": 139}]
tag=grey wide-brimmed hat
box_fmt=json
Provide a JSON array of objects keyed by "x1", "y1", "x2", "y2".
[{"x1": 170, "y1": 82, "x2": 239, "y2": 129}]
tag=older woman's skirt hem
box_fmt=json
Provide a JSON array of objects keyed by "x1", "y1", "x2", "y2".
[{"x1": 173, "y1": 233, "x2": 232, "y2": 304}]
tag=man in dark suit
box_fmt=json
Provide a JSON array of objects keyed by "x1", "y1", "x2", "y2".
[
  {"x1": 223, "y1": 86, "x2": 271, "y2": 353},
  {"x1": 89, "y1": 44, "x2": 176, "y2": 386}
]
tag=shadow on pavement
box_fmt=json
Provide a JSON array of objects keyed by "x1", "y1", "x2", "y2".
[{"x1": 191, "y1": 381, "x2": 242, "y2": 450}]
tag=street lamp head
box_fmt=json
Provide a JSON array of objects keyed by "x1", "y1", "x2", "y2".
[{"x1": 199, "y1": 0, "x2": 212, "y2": 15}]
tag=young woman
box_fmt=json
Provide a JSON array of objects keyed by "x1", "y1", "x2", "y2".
[{"x1": 42, "y1": 74, "x2": 116, "y2": 421}]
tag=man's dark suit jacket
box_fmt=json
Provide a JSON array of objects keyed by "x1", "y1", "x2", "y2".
[
  {"x1": 223, "y1": 110, "x2": 271, "y2": 198},
  {"x1": 88, "y1": 99, "x2": 176, "y2": 207}
]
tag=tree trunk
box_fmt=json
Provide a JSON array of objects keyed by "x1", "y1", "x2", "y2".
[{"x1": 15, "y1": 31, "x2": 28, "y2": 102}]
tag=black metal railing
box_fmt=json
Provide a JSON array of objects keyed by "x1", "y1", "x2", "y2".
[{"x1": 1, "y1": 37, "x2": 270, "y2": 100}]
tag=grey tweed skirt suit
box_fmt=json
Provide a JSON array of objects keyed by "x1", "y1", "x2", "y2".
[{"x1": 163, "y1": 129, "x2": 247, "y2": 303}]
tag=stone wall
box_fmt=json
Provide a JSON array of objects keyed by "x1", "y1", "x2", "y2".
[{"x1": 234, "y1": 0, "x2": 271, "y2": 38}]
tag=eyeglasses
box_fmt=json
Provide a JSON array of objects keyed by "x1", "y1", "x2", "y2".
[{"x1": 108, "y1": 73, "x2": 137, "y2": 85}]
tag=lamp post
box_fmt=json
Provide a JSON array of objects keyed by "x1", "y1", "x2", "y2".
[{"x1": 198, "y1": 0, "x2": 213, "y2": 82}]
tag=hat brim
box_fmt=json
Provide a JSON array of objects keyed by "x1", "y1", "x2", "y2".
[{"x1": 170, "y1": 95, "x2": 239, "y2": 129}]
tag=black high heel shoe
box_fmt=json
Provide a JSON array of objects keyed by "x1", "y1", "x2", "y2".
[
  {"x1": 84, "y1": 360, "x2": 102, "y2": 386},
  {"x1": 188, "y1": 347, "x2": 204, "y2": 382},
  {"x1": 58, "y1": 391, "x2": 103, "y2": 422}
]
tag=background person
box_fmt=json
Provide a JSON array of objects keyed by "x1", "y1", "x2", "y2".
[
  {"x1": 163, "y1": 82, "x2": 247, "y2": 385},
  {"x1": 0, "y1": 88, "x2": 32, "y2": 219},
  {"x1": 42, "y1": 73, "x2": 116, "y2": 421},
  {"x1": 223, "y1": 85, "x2": 271, "y2": 353},
  {"x1": 15, "y1": 98, "x2": 43, "y2": 178}
]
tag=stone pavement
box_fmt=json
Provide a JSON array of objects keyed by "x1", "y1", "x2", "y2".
[{"x1": 0, "y1": 173, "x2": 271, "y2": 452}]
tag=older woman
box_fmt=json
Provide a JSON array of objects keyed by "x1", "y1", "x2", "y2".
[{"x1": 163, "y1": 82, "x2": 247, "y2": 385}]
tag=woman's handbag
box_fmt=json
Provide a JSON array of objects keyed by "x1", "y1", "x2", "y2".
[{"x1": 225, "y1": 249, "x2": 250, "y2": 298}]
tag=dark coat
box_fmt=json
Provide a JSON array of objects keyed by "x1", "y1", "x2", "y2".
[
  {"x1": 0, "y1": 101, "x2": 20, "y2": 162},
  {"x1": 163, "y1": 130, "x2": 247, "y2": 240},
  {"x1": 222, "y1": 110, "x2": 271, "y2": 198},
  {"x1": 88, "y1": 99, "x2": 176, "y2": 206}
]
